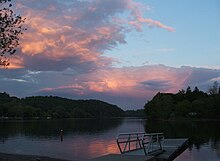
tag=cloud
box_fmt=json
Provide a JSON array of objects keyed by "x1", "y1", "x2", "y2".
[
  {"x1": 4, "y1": 1, "x2": 215, "y2": 109},
  {"x1": 140, "y1": 80, "x2": 171, "y2": 91},
  {"x1": 125, "y1": 0, "x2": 175, "y2": 32},
  {"x1": 6, "y1": 0, "x2": 175, "y2": 71},
  {"x1": 34, "y1": 65, "x2": 219, "y2": 109},
  {"x1": 180, "y1": 66, "x2": 220, "y2": 91},
  {"x1": 0, "y1": 65, "x2": 219, "y2": 109},
  {"x1": 128, "y1": 18, "x2": 175, "y2": 32}
]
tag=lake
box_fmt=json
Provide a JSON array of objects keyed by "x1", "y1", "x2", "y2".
[{"x1": 0, "y1": 118, "x2": 220, "y2": 161}]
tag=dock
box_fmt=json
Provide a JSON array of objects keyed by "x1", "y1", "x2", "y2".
[
  {"x1": 156, "y1": 138, "x2": 188, "y2": 160},
  {"x1": 89, "y1": 132, "x2": 188, "y2": 161}
]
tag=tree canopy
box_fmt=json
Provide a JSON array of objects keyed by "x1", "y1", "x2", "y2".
[
  {"x1": 0, "y1": 92, "x2": 124, "y2": 119},
  {"x1": 0, "y1": 0, "x2": 26, "y2": 66},
  {"x1": 145, "y1": 83, "x2": 220, "y2": 120}
]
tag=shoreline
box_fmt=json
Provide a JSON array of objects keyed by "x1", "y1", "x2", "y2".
[
  {"x1": 0, "y1": 116, "x2": 145, "y2": 121},
  {"x1": 157, "y1": 118, "x2": 220, "y2": 122},
  {"x1": 1, "y1": 117, "x2": 220, "y2": 122},
  {"x1": 0, "y1": 152, "x2": 71, "y2": 161}
]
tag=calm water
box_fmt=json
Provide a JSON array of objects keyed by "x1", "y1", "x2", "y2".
[{"x1": 0, "y1": 118, "x2": 220, "y2": 161}]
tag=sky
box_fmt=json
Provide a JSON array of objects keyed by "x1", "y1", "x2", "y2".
[{"x1": 0, "y1": 0, "x2": 220, "y2": 110}]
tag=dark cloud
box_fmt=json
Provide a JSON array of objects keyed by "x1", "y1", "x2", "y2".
[
  {"x1": 179, "y1": 66, "x2": 220, "y2": 91},
  {"x1": 140, "y1": 80, "x2": 171, "y2": 91},
  {"x1": 181, "y1": 66, "x2": 220, "y2": 84},
  {"x1": 74, "y1": 0, "x2": 128, "y2": 27},
  {"x1": 20, "y1": 54, "x2": 111, "y2": 72}
]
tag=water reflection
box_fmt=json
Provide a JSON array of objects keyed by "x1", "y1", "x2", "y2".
[
  {"x1": 144, "y1": 120, "x2": 220, "y2": 161},
  {"x1": 0, "y1": 119, "x2": 220, "y2": 161},
  {"x1": 0, "y1": 119, "x2": 123, "y2": 142},
  {"x1": 144, "y1": 120, "x2": 220, "y2": 150},
  {"x1": 0, "y1": 118, "x2": 140, "y2": 160}
]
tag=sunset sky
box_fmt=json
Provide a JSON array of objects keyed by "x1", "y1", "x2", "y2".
[{"x1": 0, "y1": 0, "x2": 220, "y2": 109}]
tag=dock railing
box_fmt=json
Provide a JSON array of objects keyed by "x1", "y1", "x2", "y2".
[
  {"x1": 117, "y1": 132, "x2": 164, "y2": 156},
  {"x1": 116, "y1": 132, "x2": 145, "y2": 154},
  {"x1": 142, "y1": 133, "x2": 164, "y2": 156}
]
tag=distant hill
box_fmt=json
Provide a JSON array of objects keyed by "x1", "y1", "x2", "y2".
[
  {"x1": 124, "y1": 109, "x2": 145, "y2": 117},
  {"x1": 0, "y1": 92, "x2": 124, "y2": 119}
]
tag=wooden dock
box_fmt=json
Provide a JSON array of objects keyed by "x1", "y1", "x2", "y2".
[{"x1": 88, "y1": 133, "x2": 189, "y2": 161}]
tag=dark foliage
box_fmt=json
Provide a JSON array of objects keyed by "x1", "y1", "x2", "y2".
[
  {"x1": 144, "y1": 85, "x2": 220, "y2": 120},
  {"x1": 124, "y1": 109, "x2": 145, "y2": 117},
  {"x1": 0, "y1": 0, "x2": 26, "y2": 66},
  {"x1": 0, "y1": 93, "x2": 124, "y2": 119}
]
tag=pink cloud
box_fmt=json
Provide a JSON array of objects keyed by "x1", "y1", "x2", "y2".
[
  {"x1": 8, "y1": 0, "x2": 174, "y2": 71},
  {"x1": 138, "y1": 18, "x2": 175, "y2": 32},
  {"x1": 1, "y1": 65, "x2": 219, "y2": 109},
  {"x1": 0, "y1": 0, "x2": 179, "y2": 109},
  {"x1": 38, "y1": 65, "x2": 194, "y2": 103},
  {"x1": 125, "y1": 0, "x2": 174, "y2": 32},
  {"x1": 34, "y1": 65, "x2": 220, "y2": 109}
]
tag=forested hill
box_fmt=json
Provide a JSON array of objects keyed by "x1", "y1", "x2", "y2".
[
  {"x1": 144, "y1": 86, "x2": 220, "y2": 120},
  {"x1": 0, "y1": 92, "x2": 124, "y2": 118}
]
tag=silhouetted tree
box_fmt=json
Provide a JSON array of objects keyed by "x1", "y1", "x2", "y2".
[
  {"x1": 193, "y1": 86, "x2": 199, "y2": 93},
  {"x1": 178, "y1": 89, "x2": 185, "y2": 94},
  {"x1": 208, "y1": 81, "x2": 219, "y2": 95},
  {"x1": 0, "y1": 0, "x2": 26, "y2": 66},
  {"x1": 186, "y1": 86, "x2": 192, "y2": 94}
]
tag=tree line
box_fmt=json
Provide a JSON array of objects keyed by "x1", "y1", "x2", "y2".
[
  {"x1": 145, "y1": 82, "x2": 220, "y2": 120},
  {"x1": 0, "y1": 93, "x2": 124, "y2": 119}
]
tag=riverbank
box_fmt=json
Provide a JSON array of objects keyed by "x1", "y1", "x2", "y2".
[{"x1": 0, "y1": 152, "x2": 70, "y2": 161}]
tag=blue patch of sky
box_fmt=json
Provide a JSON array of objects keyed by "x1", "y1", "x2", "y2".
[{"x1": 104, "y1": 0, "x2": 220, "y2": 68}]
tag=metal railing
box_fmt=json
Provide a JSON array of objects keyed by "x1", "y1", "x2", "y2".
[
  {"x1": 116, "y1": 132, "x2": 145, "y2": 154},
  {"x1": 116, "y1": 132, "x2": 164, "y2": 156},
  {"x1": 142, "y1": 133, "x2": 164, "y2": 155}
]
